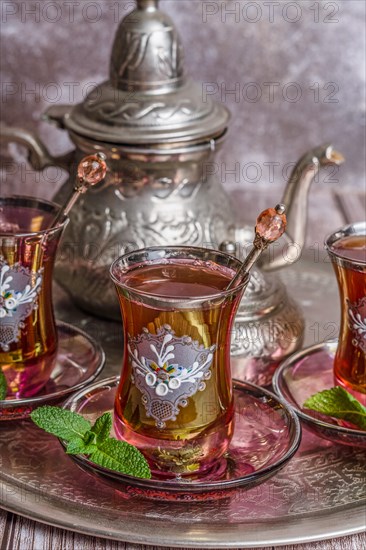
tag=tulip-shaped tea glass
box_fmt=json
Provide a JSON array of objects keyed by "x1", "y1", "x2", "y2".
[
  {"x1": 326, "y1": 222, "x2": 366, "y2": 405},
  {"x1": 110, "y1": 247, "x2": 249, "y2": 475},
  {"x1": 0, "y1": 197, "x2": 68, "y2": 398}
]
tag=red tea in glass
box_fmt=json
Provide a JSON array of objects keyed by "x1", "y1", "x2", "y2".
[
  {"x1": 0, "y1": 197, "x2": 68, "y2": 398},
  {"x1": 326, "y1": 222, "x2": 366, "y2": 404},
  {"x1": 110, "y1": 247, "x2": 248, "y2": 475}
]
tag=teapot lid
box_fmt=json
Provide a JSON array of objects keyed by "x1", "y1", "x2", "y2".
[{"x1": 64, "y1": 0, "x2": 230, "y2": 146}]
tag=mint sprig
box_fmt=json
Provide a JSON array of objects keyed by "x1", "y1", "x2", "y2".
[
  {"x1": 303, "y1": 387, "x2": 366, "y2": 430},
  {"x1": 0, "y1": 370, "x2": 7, "y2": 400},
  {"x1": 31, "y1": 406, "x2": 151, "y2": 479}
]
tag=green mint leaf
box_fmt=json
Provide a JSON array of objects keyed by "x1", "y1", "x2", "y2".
[
  {"x1": 0, "y1": 370, "x2": 7, "y2": 400},
  {"x1": 303, "y1": 387, "x2": 366, "y2": 430},
  {"x1": 31, "y1": 406, "x2": 91, "y2": 441},
  {"x1": 66, "y1": 437, "x2": 89, "y2": 455},
  {"x1": 30, "y1": 406, "x2": 152, "y2": 479},
  {"x1": 66, "y1": 437, "x2": 97, "y2": 456},
  {"x1": 91, "y1": 412, "x2": 112, "y2": 444},
  {"x1": 89, "y1": 438, "x2": 151, "y2": 479},
  {"x1": 84, "y1": 430, "x2": 97, "y2": 445}
]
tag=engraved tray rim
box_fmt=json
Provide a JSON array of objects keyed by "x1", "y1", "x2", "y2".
[
  {"x1": 0, "y1": 253, "x2": 365, "y2": 547},
  {"x1": 0, "y1": 480, "x2": 365, "y2": 548}
]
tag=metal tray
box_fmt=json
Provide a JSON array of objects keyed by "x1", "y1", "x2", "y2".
[{"x1": 0, "y1": 251, "x2": 365, "y2": 548}]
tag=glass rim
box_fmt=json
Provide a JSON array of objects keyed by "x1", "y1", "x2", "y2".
[
  {"x1": 0, "y1": 195, "x2": 68, "y2": 238},
  {"x1": 110, "y1": 245, "x2": 249, "y2": 301},
  {"x1": 324, "y1": 220, "x2": 366, "y2": 266}
]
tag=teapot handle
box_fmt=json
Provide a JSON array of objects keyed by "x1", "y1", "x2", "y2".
[{"x1": 0, "y1": 124, "x2": 75, "y2": 173}]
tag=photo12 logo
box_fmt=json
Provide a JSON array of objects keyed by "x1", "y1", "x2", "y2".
[
  {"x1": 201, "y1": 160, "x2": 341, "y2": 186},
  {"x1": 201, "y1": 1, "x2": 340, "y2": 24},
  {"x1": 1, "y1": 1, "x2": 137, "y2": 24},
  {"x1": 202, "y1": 81, "x2": 340, "y2": 105}
]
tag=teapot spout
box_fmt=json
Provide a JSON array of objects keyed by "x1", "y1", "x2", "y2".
[{"x1": 261, "y1": 144, "x2": 345, "y2": 270}]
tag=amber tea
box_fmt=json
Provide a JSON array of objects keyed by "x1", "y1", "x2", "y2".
[
  {"x1": 326, "y1": 224, "x2": 366, "y2": 404},
  {"x1": 111, "y1": 248, "x2": 248, "y2": 475},
  {"x1": 0, "y1": 197, "x2": 67, "y2": 398}
]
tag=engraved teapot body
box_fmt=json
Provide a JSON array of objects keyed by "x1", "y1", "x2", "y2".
[{"x1": 51, "y1": 132, "x2": 235, "y2": 317}]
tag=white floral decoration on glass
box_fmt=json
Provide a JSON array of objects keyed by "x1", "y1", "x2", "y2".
[
  {"x1": 0, "y1": 262, "x2": 43, "y2": 351},
  {"x1": 127, "y1": 326, "x2": 216, "y2": 428}
]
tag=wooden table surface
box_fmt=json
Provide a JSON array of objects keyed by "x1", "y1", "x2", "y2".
[{"x1": 1, "y1": 192, "x2": 365, "y2": 550}]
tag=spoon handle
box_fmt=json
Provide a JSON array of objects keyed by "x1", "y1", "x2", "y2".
[
  {"x1": 49, "y1": 153, "x2": 107, "y2": 229},
  {"x1": 227, "y1": 204, "x2": 287, "y2": 290}
]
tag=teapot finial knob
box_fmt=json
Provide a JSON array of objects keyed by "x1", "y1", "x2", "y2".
[{"x1": 110, "y1": 0, "x2": 183, "y2": 91}]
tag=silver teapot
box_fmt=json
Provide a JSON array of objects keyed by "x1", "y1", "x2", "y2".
[{"x1": 0, "y1": 0, "x2": 344, "y2": 383}]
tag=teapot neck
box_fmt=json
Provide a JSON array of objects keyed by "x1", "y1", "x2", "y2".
[{"x1": 137, "y1": 0, "x2": 159, "y2": 10}]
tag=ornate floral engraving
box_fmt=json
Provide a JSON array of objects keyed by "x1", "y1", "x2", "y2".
[
  {"x1": 247, "y1": 270, "x2": 266, "y2": 293},
  {"x1": 0, "y1": 262, "x2": 42, "y2": 351},
  {"x1": 231, "y1": 300, "x2": 304, "y2": 358},
  {"x1": 85, "y1": 98, "x2": 202, "y2": 123},
  {"x1": 110, "y1": 26, "x2": 184, "y2": 84},
  {"x1": 128, "y1": 325, "x2": 216, "y2": 428},
  {"x1": 348, "y1": 297, "x2": 366, "y2": 353},
  {"x1": 117, "y1": 31, "x2": 150, "y2": 77}
]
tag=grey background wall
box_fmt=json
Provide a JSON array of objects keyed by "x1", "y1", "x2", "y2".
[{"x1": 1, "y1": 0, "x2": 365, "y2": 242}]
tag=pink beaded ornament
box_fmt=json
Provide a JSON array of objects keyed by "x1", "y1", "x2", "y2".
[
  {"x1": 256, "y1": 205, "x2": 287, "y2": 243},
  {"x1": 77, "y1": 154, "x2": 108, "y2": 188},
  {"x1": 227, "y1": 204, "x2": 287, "y2": 290},
  {"x1": 49, "y1": 153, "x2": 107, "y2": 229}
]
